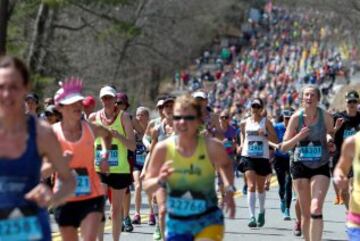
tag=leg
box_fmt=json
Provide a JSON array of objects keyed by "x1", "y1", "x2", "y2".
[
  {"x1": 156, "y1": 188, "x2": 167, "y2": 239},
  {"x1": 133, "y1": 171, "x2": 142, "y2": 215},
  {"x1": 123, "y1": 187, "x2": 134, "y2": 232},
  {"x1": 97, "y1": 184, "x2": 108, "y2": 241},
  {"x1": 80, "y1": 212, "x2": 103, "y2": 241},
  {"x1": 309, "y1": 175, "x2": 330, "y2": 241},
  {"x1": 59, "y1": 226, "x2": 79, "y2": 241},
  {"x1": 245, "y1": 170, "x2": 257, "y2": 218},
  {"x1": 111, "y1": 188, "x2": 127, "y2": 241},
  {"x1": 294, "y1": 178, "x2": 311, "y2": 241},
  {"x1": 256, "y1": 174, "x2": 267, "y2": 227},
  {"x1": 274, "y1": 161, "x2": 286, "y2": 202}
]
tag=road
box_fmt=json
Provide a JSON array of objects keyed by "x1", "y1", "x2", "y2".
[{"x1": 50, "y1": 176, "x2": 348, "y2": 241}]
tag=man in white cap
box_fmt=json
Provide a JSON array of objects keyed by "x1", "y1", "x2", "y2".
[{"x1": 89, "y1": 85, "x2": 136, "y2": 241}]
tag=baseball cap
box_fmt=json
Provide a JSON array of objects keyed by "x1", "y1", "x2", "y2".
[
  {"x1": 116, "y1": 92, "x2": 130, "y2": 109},
  {"x1": 54, "y1": 77, "x2": 85, "y2": 105},
  {"x1": 99, "y1": 86, "x2": 116, "y2": 98},
  {"x1": 25, "y1": 93, "x2": 39, "y2": 103},
  {"x1": 192, "y1": 91, "x2": 207, "y2": 99},
  {"x1": 163, "y1": 95, "x2": 175, "y2": 104},
  {"x1": 44, "y1": 105, "x2": 59, "y2": 115},
  {"x1": 156, "y1": 99, "x2": 165, "y2": 108},
  {"x1": 83, "y1": 96, "x2": 96, "y2": 108},
  {"x1": 251, "y1": 99, "x2": 263, "y2": 107},
  {"x1": 345, "y1": 90, "x2": 359, "y2": 101}
]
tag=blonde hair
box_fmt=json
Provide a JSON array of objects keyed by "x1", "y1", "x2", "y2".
[{"x1": 174, "y1": 94, "x2": 203, "y2": 120}]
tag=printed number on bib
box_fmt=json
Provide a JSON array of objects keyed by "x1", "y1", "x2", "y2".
[
  {"x1": 95, "y1": 144, "x2": 119, "y2": 167},
  {"x1": 343, "y1": 128, "x2": 356, "y2": 139},
  {"x1": 74, "y1": 168, "x2": 91, "y2": 196},
  {"x1": 0, "y1": 216, "x2": 43, "y2": 241},
  {"x1": 167, "y1": 197, "x2": 206, "y2": 216},
  {"x1": 247, "y1": 141, "x2": 264, "y2": 157},
  {"x1": 135, "y1": 154, "x2": 146, "y2": 166},
  {"x1": 296, "y1": 141, "x2": 322, "y2": 162}
]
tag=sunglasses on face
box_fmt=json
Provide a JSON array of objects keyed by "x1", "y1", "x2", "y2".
[
  {"x1": 347, "y1": 100, "x2": 358, "y2": 104},
  {"x1": 251, "y1": 104, "x2": 262, "y2": 109},
  {"x1": 282, "y1": 110, "x2": 293, "y2": 117},
  {"x1": 220, "y1": 116, "x2": 229, "y2": 120},
  {"x1": 173, "y1": 115, "x2": 197, "y2": 121},
  {"x1": 117, "y1": 101, "x2": 124, "y2": 105}
]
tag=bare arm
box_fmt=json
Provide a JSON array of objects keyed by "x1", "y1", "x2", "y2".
[
  {"x1": 143, "y1": 142, "x2": 170, "y2": 195},
  {"x1": 111, "y1": 112, "x2": 136, "y2": 151},
  {"x1": 266, "y1": 119, "x2": 278, "y2": 144},
  {"x1": 334, "y1": 136, "x2": 355, "y2": 190},
  {"x1": 281, "y1": 113, "x2": 310, "y2": 152},
  {"x1": 132, "y1": 118, "x2": 144, "y2": 135},
  {"x1": 36, "y1": 121, "x2": 76, "y2": 207}
]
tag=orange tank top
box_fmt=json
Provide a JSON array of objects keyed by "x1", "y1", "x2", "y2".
[{"x1": 53, "y1": 121, "x2": 104, "y2": 202}]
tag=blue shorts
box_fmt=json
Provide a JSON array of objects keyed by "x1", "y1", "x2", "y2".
[
  {"x1": 166, "y1": 207, "x2": 224, "y2": 241},
  {"x1": 347, "y1": 227, "x2": 360, "y2": 241}
]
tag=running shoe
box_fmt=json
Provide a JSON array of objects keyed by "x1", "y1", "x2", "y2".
[
  {"x1": 123, "y1": 216, "x2": 134, "y2": 232},
  {"x1": 257, "y1": 211, "x2": 265, "y2": 227},
  {"x1": 283, "y1": 208, "x2": 291, "y2": 221},
  {"x1": 248, "y1": 216, "x2": 257, "y2": 228},
  {"x1": 132, "y1": 213, "x2": 141, "y2": 225},
  {"x1": 242, "y1": 185, "x2": 248, "y2": 195},
  {"x1": 153, "y1": 225, "x2": 162, "y2": 240},
  {"x1": 149, "y1": 213, "x2": 156, "y2": 226},
  {"x1": 280, "y1": 199, "x2": 286, "y2": 214},
  {"x1": 293, "y1": 221, "x2": 301, "y2": 236}
]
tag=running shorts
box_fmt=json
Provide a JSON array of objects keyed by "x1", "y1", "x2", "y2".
[
  {"x1": 98, "y1": 173, "x2": 133, "y2": 190},
  {"x1": 241, "y1": 156, "x2": 272, "y2": 176},
  {"x1": 290, "y1": 162, "x2": 330, "y2": 180}
]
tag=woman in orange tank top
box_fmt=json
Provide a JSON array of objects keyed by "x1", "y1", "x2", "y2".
[{"x1": 52, "y1": 78, "x2": 112, "y2": 241}]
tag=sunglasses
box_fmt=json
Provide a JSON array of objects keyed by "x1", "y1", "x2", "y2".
[
  {"x1": 173, "y1": 115, "x2": 197, "y2": 121},
  {"x1": 117, "y1": 101, "x2": 124, "y2": 105},
  {"x1": 220, "y1": 116, "x2": 229, "y2": 120},
  {"x1": 251, "y1": 104, "x2": 262, "y2": 109},
  {"x1": 282, "y1": 110, "x2": 293, "y2": 117},
  {"x1": 347, "y1": 100, "x2": 358, "y2": 104}
]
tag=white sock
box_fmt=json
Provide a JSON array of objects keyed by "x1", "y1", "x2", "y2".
[
  {"x1": 258, "y1": 192, "x2": 266, "y2": 213},
  {"x1": 248, "y1": 192, "x2": 256, "y2": 218}
]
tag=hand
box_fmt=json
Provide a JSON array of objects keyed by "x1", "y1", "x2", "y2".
[
  {"x1": 110, "y1": 129, "x2": 121, "y2": 139},
  {"x1": 25, "y1": 183, "x2": 54, "y2": 208},
  {"x1": 99, "y1": 160, "x2": 110, "y2": 174},
  {"x1": 223, "y1": 192, "x2": 236, "y2": 219},
  {"x1": 297, "y1": 126, "x2": 310, "y2": 141},
  {"x1": 334, "y1": 175, "x2": 349, "y2": 191},
  {"x1": 334, "y1": 118, "x2": 344, "y2": 132},
  {"x1": 258, "y1": 128, "x2": 266, "y2": 137},
  {"x1": 158, "y1": 160, "x2": 175, "y2": 183},
  {"x1": 140, "y1": 171, "x2": 146, "y2": 180},
  {"x1": 63, "y1": 150, "x2": 73, "y2": 163},
  {"x1": 327, "y1": 141, "x2": 336, "y2": 154}
]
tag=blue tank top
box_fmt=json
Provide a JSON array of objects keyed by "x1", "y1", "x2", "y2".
[
  {"x1": 273, "y1": 122, "x2": 289, "y2": 158},
  {"x1": 0, "y1": 116, "x2": 51, "y2": 241}
]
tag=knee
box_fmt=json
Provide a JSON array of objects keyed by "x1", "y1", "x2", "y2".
[
  {"x1": 310, "y1": 199, "x2": 323, "y2": 214},
  {"x1": 247, "y1": 183, "x2": 256, "y2": 192},
  {"x1": 159, "y1": 206, "x2": 167, "y2": 219},
  {"x1": 135, "y1": 182, "x2": 142, "y2": 191}
]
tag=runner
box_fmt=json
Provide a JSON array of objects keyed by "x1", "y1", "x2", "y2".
[
  {"x1": 144, "y1": 94, "x2": 236, "y2": 241},
  {"x1": 89, "y1": 85, "x2": 136, "y2": 241},
  {"x1": 332, "y1": 90, "x2": 360, "y2": 207},
  {"x1": 281, "y1": 85, "x2": 334, "y2": 241},
  {"x1": 334, "y1": 129, "x2": 360, "y2": 241},
  {"x1": 52, "y1": 78, "x2": 113, "y2": 241},
  {"x1": 25, "y1": 92, "x2": 40, "y2": 116},
  {"x1": 240, "y1": 98, "x2": 278, "y2": 228},
  {"x1": 270, "y1": 107, "x2": 294, "y2": 220},
  {"x1": 132, "y1": 106, "x2": 155, "y2": 225},
  {"x1": 147, "y1": 95, "x2": 176, "y2": 240},
  {"x1": 0, "y1": 55, "x2": 76, "y2": 241}
]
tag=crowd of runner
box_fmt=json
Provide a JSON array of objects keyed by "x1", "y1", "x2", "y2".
[{"x1": 1, "y1": 4, "x2": 360, "y2": 241}]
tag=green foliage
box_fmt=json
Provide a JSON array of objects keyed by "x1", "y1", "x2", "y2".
[
  {"x1": 98, "y1": 21, "x2": 141, "y2": 40},
  {"x1": 31, "y1": 74, "x2": 54, "y2": 97}
]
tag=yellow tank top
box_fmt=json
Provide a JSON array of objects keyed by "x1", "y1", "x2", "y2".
[
  {"x1": 94, "y1": 111, "x2": 129, "y2": 174},
  {"x1": 165, "y1": 135, "x2": 217, "y2": 217},
  {"x1": 348, "y1": 132, "x2": 360, "y2": 227}
]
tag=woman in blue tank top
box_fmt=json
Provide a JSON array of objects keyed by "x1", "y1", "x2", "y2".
[{"x1": 0, "y1": 56, "x2": 76, "y2": 241}]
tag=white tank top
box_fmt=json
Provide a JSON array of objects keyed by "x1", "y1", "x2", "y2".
[{"x1": 241, "y1": 117, "x2": 269, "y2": 159}]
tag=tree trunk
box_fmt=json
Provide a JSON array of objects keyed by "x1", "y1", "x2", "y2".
[
  {"x1": 26, "y1": 3, "x2": 49, "y2": 72},
  {"x1": 0, "y1": 0, "x2": 9, "y2": 55}
]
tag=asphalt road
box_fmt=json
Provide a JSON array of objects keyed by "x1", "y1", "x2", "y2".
[{"x1": 50, "y1": 175, "x2": 348, "y2": 241}]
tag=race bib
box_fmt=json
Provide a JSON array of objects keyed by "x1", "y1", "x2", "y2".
[
  {"x1": 135, "y1": 154, "x2": 146, "y2": 166},
  {"x1": 223, "y1": 139, "x2": 233, "y2": 154},
  {"x1": 0, "y1": 216, "x2": 43, "y2": 241},
  {"x1": 95, "y1": 144, "x2": 119, "y2": 167},
  {"x1": 295, "y1": 141, "x2": 322, "y2": 162},
  {"x1": 74, "y1": 168, "x2": 91, "y2": 196},
  {"x1": 167, "y1": 197, "x2": 206, "y2": 216},
  {"x1": 343, "y1": 128, "x2": 356, "y2": 139},
  {"x1": 247, "y1": 141, "x2": 264, "y2": 157}
]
